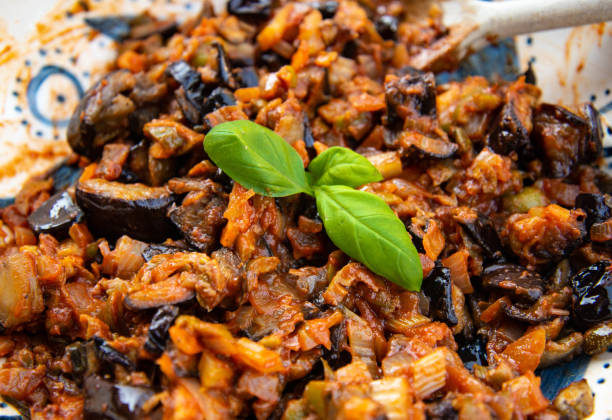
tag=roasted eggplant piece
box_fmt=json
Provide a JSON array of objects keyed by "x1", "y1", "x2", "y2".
[
  {"x1": 67, "y1": 71, "x2": 136, "y2": 158},
  {"x1": 375, "y1": 15, "x2": 398, "y2": 40},
  {"x1": 168, "y1": 193, "x2": 227, "y2": 253},
  {"x1": 570, "y1": 261, "x2": 612, "y2": 330},
  {"x1": 84, "y1": 375, "x2": 155, "y2": 420},
  {"x1": 76, "y1": 178, "x2": 177, "y2": 242},
  {"x1": 454, "y1": 211, "x2": 503, "y2": 260},
  {"x1": 0, "y1": 252, "x2": 43, "y2": 329},
  {"x1": 202, "y1": 87, "x2": 237, "y2": 115},
  {"x1": 583, "y1": 320, "x2": 612, "y2": 355},
  {"x1": 234, "y1": 67, "x2": 259, "y2": 88},
  {"x1": 84, "y1": 16, "x2": 132, "y2": 41},
  {"x1": 487, "y1": 101, "x2": 532, "y2": 159},
  {"x1": 144, "y1": 305, "x2": 180, "y2": 356},
  {"x1": 227, "y1": 0, "x2": 272, "y2": 20},
  {"x1": 481, "y1": 264, "x2": 544, "y2": 302},
  {"x1": 141, "y1": 244, "x2": 187, "y2": 261},
  {"x1": 384, "y1": 71, "x2": 436, "y2": 127},
  {"x1": 552, "y1": 379, "x2": 594, "y2": 420},
  {"x1": 456, "y1": 335, "x2": 487, "y2": 371},
  {"x1": 315, "y1": 1, "x2": 338, "y2": 18},
  {"x1": 93, "y1": 337, "x2": 133, "y2": 369},
  {"x1": 27, "y1": 191, "x2": 83, "y2": 238},
  {"x1": 421, "y1": 263, "x2": 458, "y2": 326},
  {"x1": 214, "y1": 42, "x2": 234, "y2": 88},
  {"x1": 575, "y1": 193, "x2": 611, "y2": 229},
  {"x1": 532, "y1": 103, "x2": 601, "y2": 178},
  {"x1": 165, "y1": 61, "x2": 206, "y2": 114}
]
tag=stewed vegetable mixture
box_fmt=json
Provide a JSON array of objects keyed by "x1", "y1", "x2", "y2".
[{"x1": 0, "y1": 0, "x2": 610, "y2": 418}]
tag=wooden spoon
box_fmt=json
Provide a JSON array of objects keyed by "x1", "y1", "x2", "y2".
[{"x1": 410, "y1": 0, "x2": 612, "y2": 71}]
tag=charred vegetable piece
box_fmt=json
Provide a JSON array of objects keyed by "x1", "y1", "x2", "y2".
[
  {"x1": 84, "y1": 375, "x2": 155, "y2": 420},
  {"x1": 397, "y1": 132, "x2": 458, "y2": 159},
  {"x1": 144, "y1": 305, "x2": 179, "y2": 356},
  {"x1": 84, "y1": 16, "x2": 131, "y2": 41},
  {"x1": 552, "y1": 379, "x2": 594, "y2": 420},
  {"x1": 214, "y1": 42, "x2": 233, "y2": 88},
  {"x1": 166, "y1": 61, "x2": 206, "y2": 114},
  {"x1": 532, "y1": 103, "x2": 601, "y2": 178},
  {"x1": 456, "y1": 335, "x2": 487, "y2": 371},
  {"x1": 575, "y1": 193, "x2": 611, "y2": 229},
  {"x1": 456, "y1": 212, "x2": 503, "y2": 260},
  {"x1": 227, "y1": 0, "x2": 272, "y2": 19},
  {"x1": 67, "y1": 70, "x2": 135, "y2": 158},
  {"x1": 303, "y1": 114, "x2": 315, "y2": 149},
  {"x1": 421, "y1": 263, "x2": 458, "y2": 326},
  {"x1": 258, "y1": 51, "x2": 288, "y2": 71},
  {"x1": 48, "y1": 163, "x2": 83, "y2": 192},
  {"x1": 93, "y1": 337, "x2": 133, "y2": 369},
  {"x1": 488, "y1": 101, "x2": 532, "y2": 159},
  {"x1": 0, "y1": 252, "x2": 43, "y2": 329},
  {"x1": 385, "y1": 71, "x2": 436, "y2": 127},
  {"x1": 234, "y1": 67, "x2": 259, "y2": 88},
  {"x1": 582, "y1": 103, "x2": 603, "y2": 162},
  {"x1": 315, "y1": 1, "x2": 338, "y2": 18},
  {"x1": 27, "y1": 191, "x2": 83, "y2": 238},
  {"x1": 167, "y1": 194, "x2": 227, "y2": 253},
  {"x1": 571, "y1": 261, "x2": 612, "y2": 330},
  {"x1": 76, "y1": 179, "x2": 176, "y2": 242},
  {"x1": 202, "y1": 87, "x2": 237, "y2": 115},
  {"x1": 425, "y1": 398, "x2": 458, "y2": 420},
  {"x1": 481, "y1": 264, "x2": 544, "y2": 302},
  {"x1": 374, "y1": 15, "x2": 398, "y2": 40},
  {"x1": 141, "y1": 244, "x2": 187, "y2": 261},
  {"x1": 583, "y1": 320, "x2": 612, "y2": 355}
]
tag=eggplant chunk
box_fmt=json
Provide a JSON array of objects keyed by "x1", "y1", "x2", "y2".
[
  {"x1": 575, "y1": 193, "x2": 611, "y2": 229},
  {"x1": 168, "y1": 191, "x2": 227, "y2": 253},
  {"x1": 0, "y1": 252, "x2": 44, "y2": 329},
  {"x1": 166, "y1": 61, "x2": 206, "y2": 114},
  {"x1": 141, "y1": 244, "x2": 188, "y2": 261},
  {"x1": 583, "y1": 320, "x2": 612, "y2": 355},
  {"x1": 397, "y1": 131, "x2": 457, "y2": 159},
  {"x1": 84, "y1": 375, "x2": 155, "y2": 420},
  {"x1": 384, "y1": 71, "x2": 436, "y2": 127},
  {"x1": 27, "y1": 191, "x2": 83, "y2": 238},
  {"x1": 67, "y1": 70, "x2": 136, "y2": 158},
  {"x1": 454, "y1": 210, "x2": 503, "y2": 260},
  {"x1": 481, "y1": 264, "x2": 544, "y2": 303},
  {"x1": 76, "y1": 179, "x2": 177, "y2": 242},
  {"x1": 144, "y1": 305, "x2": 179, "y2": 356},
  {"x1": 488, "y1": 103, "x2": 531, "y2": 159},
  {"x1": 552, "y1": 379, "x2": 594, "y2": 420},
  {"x1": 532, "y1": 103, "x2": 601, "y2": 178},
  {"x1": 227, "y1": 0, "x2": 272, "y2": 20}
]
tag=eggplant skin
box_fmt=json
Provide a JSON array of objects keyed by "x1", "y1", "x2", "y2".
[{"x1": 76, "y1": 178, "x2": 177, "y2": 242}]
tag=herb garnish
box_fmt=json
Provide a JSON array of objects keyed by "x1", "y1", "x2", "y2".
[{"x1": 204, "y1": 120, "x2": 423, "y2": 291}]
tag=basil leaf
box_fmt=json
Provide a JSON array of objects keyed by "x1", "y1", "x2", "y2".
[
  {"x1": 314, "y1": 185, "x2": 422, "y2": 291},
  {"x1": 204, "y1": 120, "x2": 312, "y2": 197},
  {"x1": 308, "y1": 146, "x2": 382, "y2": 188}
]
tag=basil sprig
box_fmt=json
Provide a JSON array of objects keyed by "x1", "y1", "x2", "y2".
[{"x1": 204, "y1": 120, "x2": 422, "y2": 291}]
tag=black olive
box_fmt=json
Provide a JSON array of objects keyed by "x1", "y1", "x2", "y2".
[
  {"x1": 421, "y1": 263, "x2": 458, "y2": 326},
  {"x1": 575, "y1": 193, "x2": 610, "y2": 229},
  {"x1": 166, "y1": 60, "x2": 206, "y2": 113},
  {"x1": 314, "y1": 1, "x2": 338, "y2": 18},
  {"x1": 258, "y1": 51, "x2": 289, "y2": 72},
  {"x1": 84, "y1": 16, "x2": 131, "y2": 41},
  {"x1": 202, "y1": 87, "x2": 237, "y2": 115},
  {"x1": 213, "y1": 42, "x2": 233, "y2": 88},
  {"x1": 227, "y1": 0, "x2": 272, "y2": 20},
  {"x1": 144, "y1": 305, "x2": 180, "y2": 356},
  {"x1": 27, "y1": 191, "x2": 83, "y2": 239},
  {"x1": 456, "y1": 335, "x2": 488, "y2": 371},
  {"x1": 375, "y1": 15, "x2": 398, "y2": 40},
  {"x1": 571, "y1": 261, "x2": 612, "y2": 330},
  {"x1": 234, "y1": 67, "x2": 259, "y2": 88},
  {"x1": 93, "y1": 337, "x2": 133, "y2": 369}
]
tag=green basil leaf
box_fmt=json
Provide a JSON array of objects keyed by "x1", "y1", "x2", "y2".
[
  {"x1": 307, "y1": 146, "x2": 383, "y2": 188},
  {"x1": 204, "y1": 120, "x2": 312, "y2": 197},
  {"x1": 314, "y1": 185, "x2": 422, "y2": 291}
]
